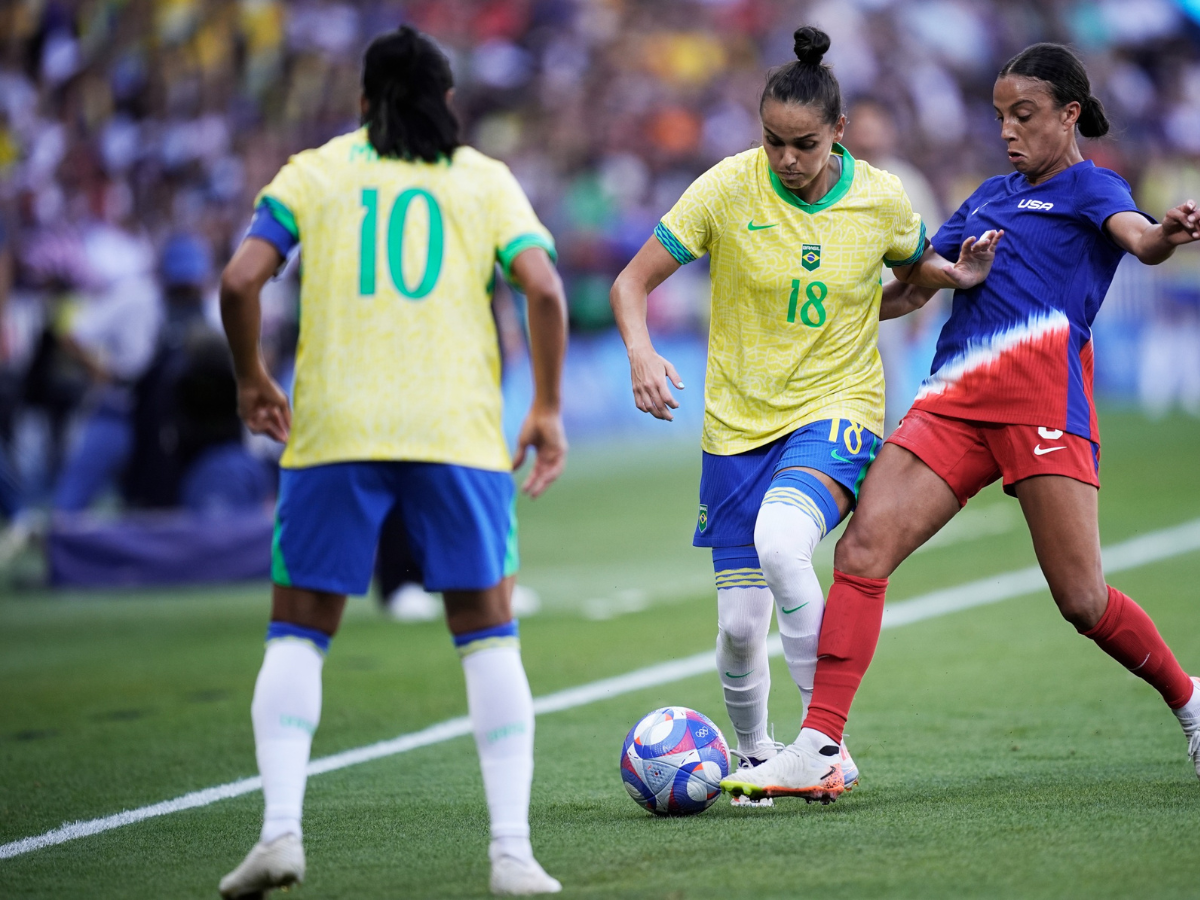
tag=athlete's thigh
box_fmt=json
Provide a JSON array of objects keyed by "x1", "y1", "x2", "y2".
[
  {"x1": 395, "y1": 462, "x2": 516, "y2": 594},
  {"x1": 1013, "y1": 475, "x2": 1105, "y2": 604},
  {"x1": 772, "y1": 418, "x2": 882, "y2": 526},
  {"x1": 834, "y1": 442, "x2": 961, "y2": 578}
]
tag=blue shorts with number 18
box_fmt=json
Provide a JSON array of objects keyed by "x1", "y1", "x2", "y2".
[{"x1": 693, "y1": 418, "x2": 882, "y2": 548}]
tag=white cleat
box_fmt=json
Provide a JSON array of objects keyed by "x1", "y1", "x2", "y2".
[
  {"x1": 841, "y1": 738, "x2": 860, "y2": 790},
  {"x1": 1173, "y1": 675, "x2": 1200, "y2": 780},
  {"x1": 729, "y1": 740, "x2": 784, "y2": 807},
  {"x1": 218, "y1": 833, "x2": 305, "y2": 898},
  {"x1": 720, "y1": 732, "x2": 845, "y2": 804},
  {"x1": 490, "y1": 855, "x2": 562, "y2": 896}
]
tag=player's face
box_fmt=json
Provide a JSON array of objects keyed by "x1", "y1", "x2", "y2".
[
  {"x1": 993, "y1": 76, "x2": 1081, "y2": 179},
  {"x1": 760, "y1": 99, "x2": 845, "y2": 192}
]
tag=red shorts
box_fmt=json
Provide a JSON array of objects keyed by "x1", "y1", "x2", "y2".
[{"x1": 887, "y1": 408, "x2": 1100, "y2": 507}]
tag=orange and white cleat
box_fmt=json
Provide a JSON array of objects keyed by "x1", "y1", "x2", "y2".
[{"x1": 720, "y1": 733, "x2": 845, "y2": 804}]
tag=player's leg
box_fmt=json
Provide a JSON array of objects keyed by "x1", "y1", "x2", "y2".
[
  {"x1": 221, "y1": 464, "x2": 390, "y2": 899},
  {"x1": 692, "y1": 445, "x2": 784, "y2": 789},
  {"x1": 404, "y1": 463, "x2": 559, "y2": 895},
  {"x1": 723, "y1": 413, "x2": 985, "y2": 802},
  {"x1": 712, "y1": 546, "x2": 774, "y2": 757},
  {"x1": 1014, "y1": 474, "x2": 1200, "y2": 775}
]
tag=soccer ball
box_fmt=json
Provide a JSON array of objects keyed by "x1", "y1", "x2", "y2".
[{"x1": 620, "y1": 706, "x2": 730, "y2": 815}]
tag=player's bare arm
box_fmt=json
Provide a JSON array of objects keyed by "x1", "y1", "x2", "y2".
[
  {"x1": 509, "y1": 247, "x2": 568, "y2": 498},
  {"x1": 610, "y1": 237, "x2": 683, "y2": 421},
  {"x1": 1106, "y1": 201, "x2": 1200, "y2": 265},
  {"x1": 219, "y1": 236, "x2": 292, "y2": 444},
  {"x1": 879, "y1": 278, "x2": 938, "y2": 320},
  {"x1": 891, "y1": 229, "x2": 1004, "y2": 291}
]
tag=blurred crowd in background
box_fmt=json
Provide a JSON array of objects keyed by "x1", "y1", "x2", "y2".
[{"x1": 2, "y1": 0, "x2": 1200, "y2": 556}]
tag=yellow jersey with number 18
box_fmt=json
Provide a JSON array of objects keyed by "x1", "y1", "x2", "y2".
[
  {"x1": 656, "y1": 144, "x2": 924, "y2": 455},
  {"x1": 255, "y1": 129, "x2": 555, "y2": 471}
]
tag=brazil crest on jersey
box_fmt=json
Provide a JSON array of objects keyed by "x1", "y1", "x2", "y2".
[
  {"x1": 919, "y1": 161, "x2": 1147, "y2": 443},
  {"x1": 254, "y1": 129, "x2": 555, "y2": 471},
  {"x1": 656, "y1": 145, "x2": 925, "y2": 455}
]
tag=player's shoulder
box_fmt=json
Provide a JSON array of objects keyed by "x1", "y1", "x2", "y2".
[
  {"x1": 692, "y1": 148, "x2": 760, "y2": 194},
  {"x1": 851, "y1": 156, "x2": 904, "y2": 194},
  {"x1": 449, "y1": 145, "x2": 514, "y2": 179},
  {"x1": 1070, "y1": 161, "x2": 1133, "y2": 195}
]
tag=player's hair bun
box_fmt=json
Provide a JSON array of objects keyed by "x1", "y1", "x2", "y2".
[
  {"x1": 793, "y1": 26, "x2": 831, "y2": 66},
  {"x1": 1078, "y1": 95, "x2": 1110, "y2": 139}
]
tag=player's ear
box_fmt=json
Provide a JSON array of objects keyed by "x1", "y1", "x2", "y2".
[
  {"x1": 360, "y1": 93, "x2": 369, "y2": 117},
  {"x1": 832, "y1": 113, "x2": 846, "y2": 144},
  {"x1": 1061, "y1": 99, "x2": 1081, "y2": 131}
]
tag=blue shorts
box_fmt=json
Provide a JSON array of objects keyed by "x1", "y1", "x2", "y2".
[
  {"x1": 693, "y1": 418, "x2": 882, "y2": 548},
  {"x1": 273, "y1": 461, "x2": 517, "y2": 595}
]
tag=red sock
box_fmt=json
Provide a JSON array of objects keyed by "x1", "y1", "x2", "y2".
[
  {"x1": 1084, "y1": 586, "x2": 1193, "y2": 709},
  {"x1": 802, "y1": 569, "x2": 889, "y2": 743}
]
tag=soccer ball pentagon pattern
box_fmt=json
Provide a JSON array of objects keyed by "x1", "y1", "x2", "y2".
[{"x1": 620, "y1": 706, "x2": 730, "y2": 815}]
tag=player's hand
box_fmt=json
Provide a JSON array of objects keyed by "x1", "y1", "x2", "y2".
[
  {"x1": 513, "y1": 405, "x2": 567, "y2": 498},
  {"x1": 1161, "y1": 200, "x2": 1200, "y2": 245},
  {"x1": 945, "y1": 229, "x2": 1003, "y2": 289},
  {"x1": 628, "y1": 343, "x2": 684, "y2": 421},
  {"x1": 236, "y1": 369, "x2": 291, "y2": 443}
]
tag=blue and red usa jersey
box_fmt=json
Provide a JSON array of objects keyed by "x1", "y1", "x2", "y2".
[{"x1": 914, "y1": 161, "x2": 1150, "y2": 443}]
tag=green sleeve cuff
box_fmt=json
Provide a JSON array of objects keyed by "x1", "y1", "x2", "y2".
[
  {"x1": 260, "y1": 196, "x2": 299, "y2": 240},
  {"x1": 498, "y1": 233, "x2": 557, "y2": 282},
  {"x1": 883, "y1": 220, "x2": 927, "y2": 269},
  {"x1": 654, "y1": 221, "x2": 697, "y2": 265}
]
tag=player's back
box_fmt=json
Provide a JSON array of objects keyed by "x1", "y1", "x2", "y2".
[{"x1": 257, "y1": 130, "x2": 553, "y2": 472}]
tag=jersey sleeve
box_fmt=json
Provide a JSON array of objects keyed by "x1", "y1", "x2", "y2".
[
  {"x1": 656, "y1": 163, "x2": 728, "y2": 264},
  {"x1": 882, "y1": 183, "x2": 926, "y2": 268},
  {"x1": 931, "y1": 197, "x2": 971, "y2": 263},
  {"x1": 490, "y1": 164, "x2": 557, "y2": 283},
  {"x1": 1075, "y1": 166, "x2": 1153, "y2": 232},
  {"x1": 252, "y1": 155, "x2": 311, "y2": 249}
]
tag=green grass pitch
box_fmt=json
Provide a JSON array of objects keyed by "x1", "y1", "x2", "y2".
[{"x1": 2, "y1": 410, "x2": 1199, "y2": 898}]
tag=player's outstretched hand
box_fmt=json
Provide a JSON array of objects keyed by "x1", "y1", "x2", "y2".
[
  {"x1": 945, "y1": 229, "x2": 1004, "y2": 289},
  {"x1": 1161, "y1": 200, "x2": 1200, "y2": 245},
  {"x1": 237, "y1": 370, "x2": 291, "y2": 443},
  {"x1": 628, "y1": 344, "x2": 684, "y2": 421},
  {"x1": 514, "y1": 405, "x2": 567, "y2": 498}
]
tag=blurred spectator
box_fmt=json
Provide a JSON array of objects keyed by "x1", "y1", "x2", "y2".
[
  {"x1": 843, "y1": 97, "x2": 944, "y2": 433},
  {"x1": 0, "y1": 0, "x2": 1196, "y2": 558}
]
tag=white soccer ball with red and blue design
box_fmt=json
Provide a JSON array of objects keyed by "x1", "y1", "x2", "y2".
[{"x1": 620, "y1": 706, "x2": 730, "y2": 815}]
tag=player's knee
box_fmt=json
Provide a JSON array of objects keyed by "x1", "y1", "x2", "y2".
[
  {"x1": 1052, "y1": 584, "x2": 1108, "y2": 632},
  {"x1": 833, "y1": 523, "x2": 891, "y2": 579},
  {"x1": 717, "y1": 609, "x2": 763, "y2": 653}
]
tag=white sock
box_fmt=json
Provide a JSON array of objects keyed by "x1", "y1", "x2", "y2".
[
  {"x1": 1174, "y1": 677, "x2": 1200, "y2": 728},
  {"x1": 755, "y1": 499, "x2": 827, "y2": 714},
  {"x1": 799, "y1": 726, "x2": 839, "y2": 753},
  {"x1": 715, "y1": 581, "x2": 774, "y2": 753},
  {"x1": 462, "y1": 645, "x2": 535, "y2": 864},
  {"x1": 252, "y1": 639, "x2": 324, "y2": 844}
]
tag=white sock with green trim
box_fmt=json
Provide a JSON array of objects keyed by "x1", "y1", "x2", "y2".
[
  {"x1": 756, "y1": 499, "x2": 827, "y2": 713},
  {"x1": 252, "y1": 637, "x2": 325, "y2": 844},
  {"x1": 715, "y1": 583, "x2": 774, "y2": 754},
  {"x1": 459, "y1": 630, "x2": 535, "y2": 864}
]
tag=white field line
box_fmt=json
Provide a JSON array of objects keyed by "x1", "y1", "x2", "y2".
[{"x1": 3, "y1": 516, "x2": 1199, "y2": 861}]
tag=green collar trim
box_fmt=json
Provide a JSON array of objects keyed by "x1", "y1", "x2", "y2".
[{"x1": 768, "y1": 143, "x2": 855, "y2": 214}]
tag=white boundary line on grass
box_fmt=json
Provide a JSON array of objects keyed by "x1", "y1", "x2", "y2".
[{"x1": 4, "y1": 516, "x2": 1200, "y2": 861}]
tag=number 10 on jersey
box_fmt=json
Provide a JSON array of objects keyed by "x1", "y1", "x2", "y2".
[
  {"x1": 359, "y1": 188, "x2": 445, "y2": 299},
  {"x1": 787, "y1": 278, "x2": 828, "y2": 328}
]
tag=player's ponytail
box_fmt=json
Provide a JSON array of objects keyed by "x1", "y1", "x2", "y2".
[
  {"x1": 362, "y1": 25, "x2": 461, "y2": 162},
  {"x1": 760, "y1": 25, "x2": 842, "y2": 125},
  {"x1": 999, "y1": 43, "x2": 1110, "y2": 139}
]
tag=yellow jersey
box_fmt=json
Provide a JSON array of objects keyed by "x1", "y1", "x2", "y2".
[
  {"x1": 256, "y1": 129, "x2": 555, "y2": 471},
  {"x1": 656, "y1": 144, "x2": 924, "y2": 454}
]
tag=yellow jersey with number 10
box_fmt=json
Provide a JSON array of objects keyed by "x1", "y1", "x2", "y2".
[
  {"x1": 656, "y1": 144, "x2": 924, "y2": 455},
  {"x1": 256, "y1": 129, "x2": 555, "y2": 471}
]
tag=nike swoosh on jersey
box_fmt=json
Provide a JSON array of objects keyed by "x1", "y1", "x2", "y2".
[
  {"x1": 831, "y1": 449, "x2": 852, "y2": 463},
  {"x1": 724, "y1": 671, "x2": 753, "y2": 679},
  {"x1": 1033, "y1": 445, "x2": 1066, "y2": 455},
  {"x1": 781, "y1": 602, "x2": 810, "y2": 614},
  {"x1": 747, "y1": 221, "x2": 777, "y2": 231}
]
